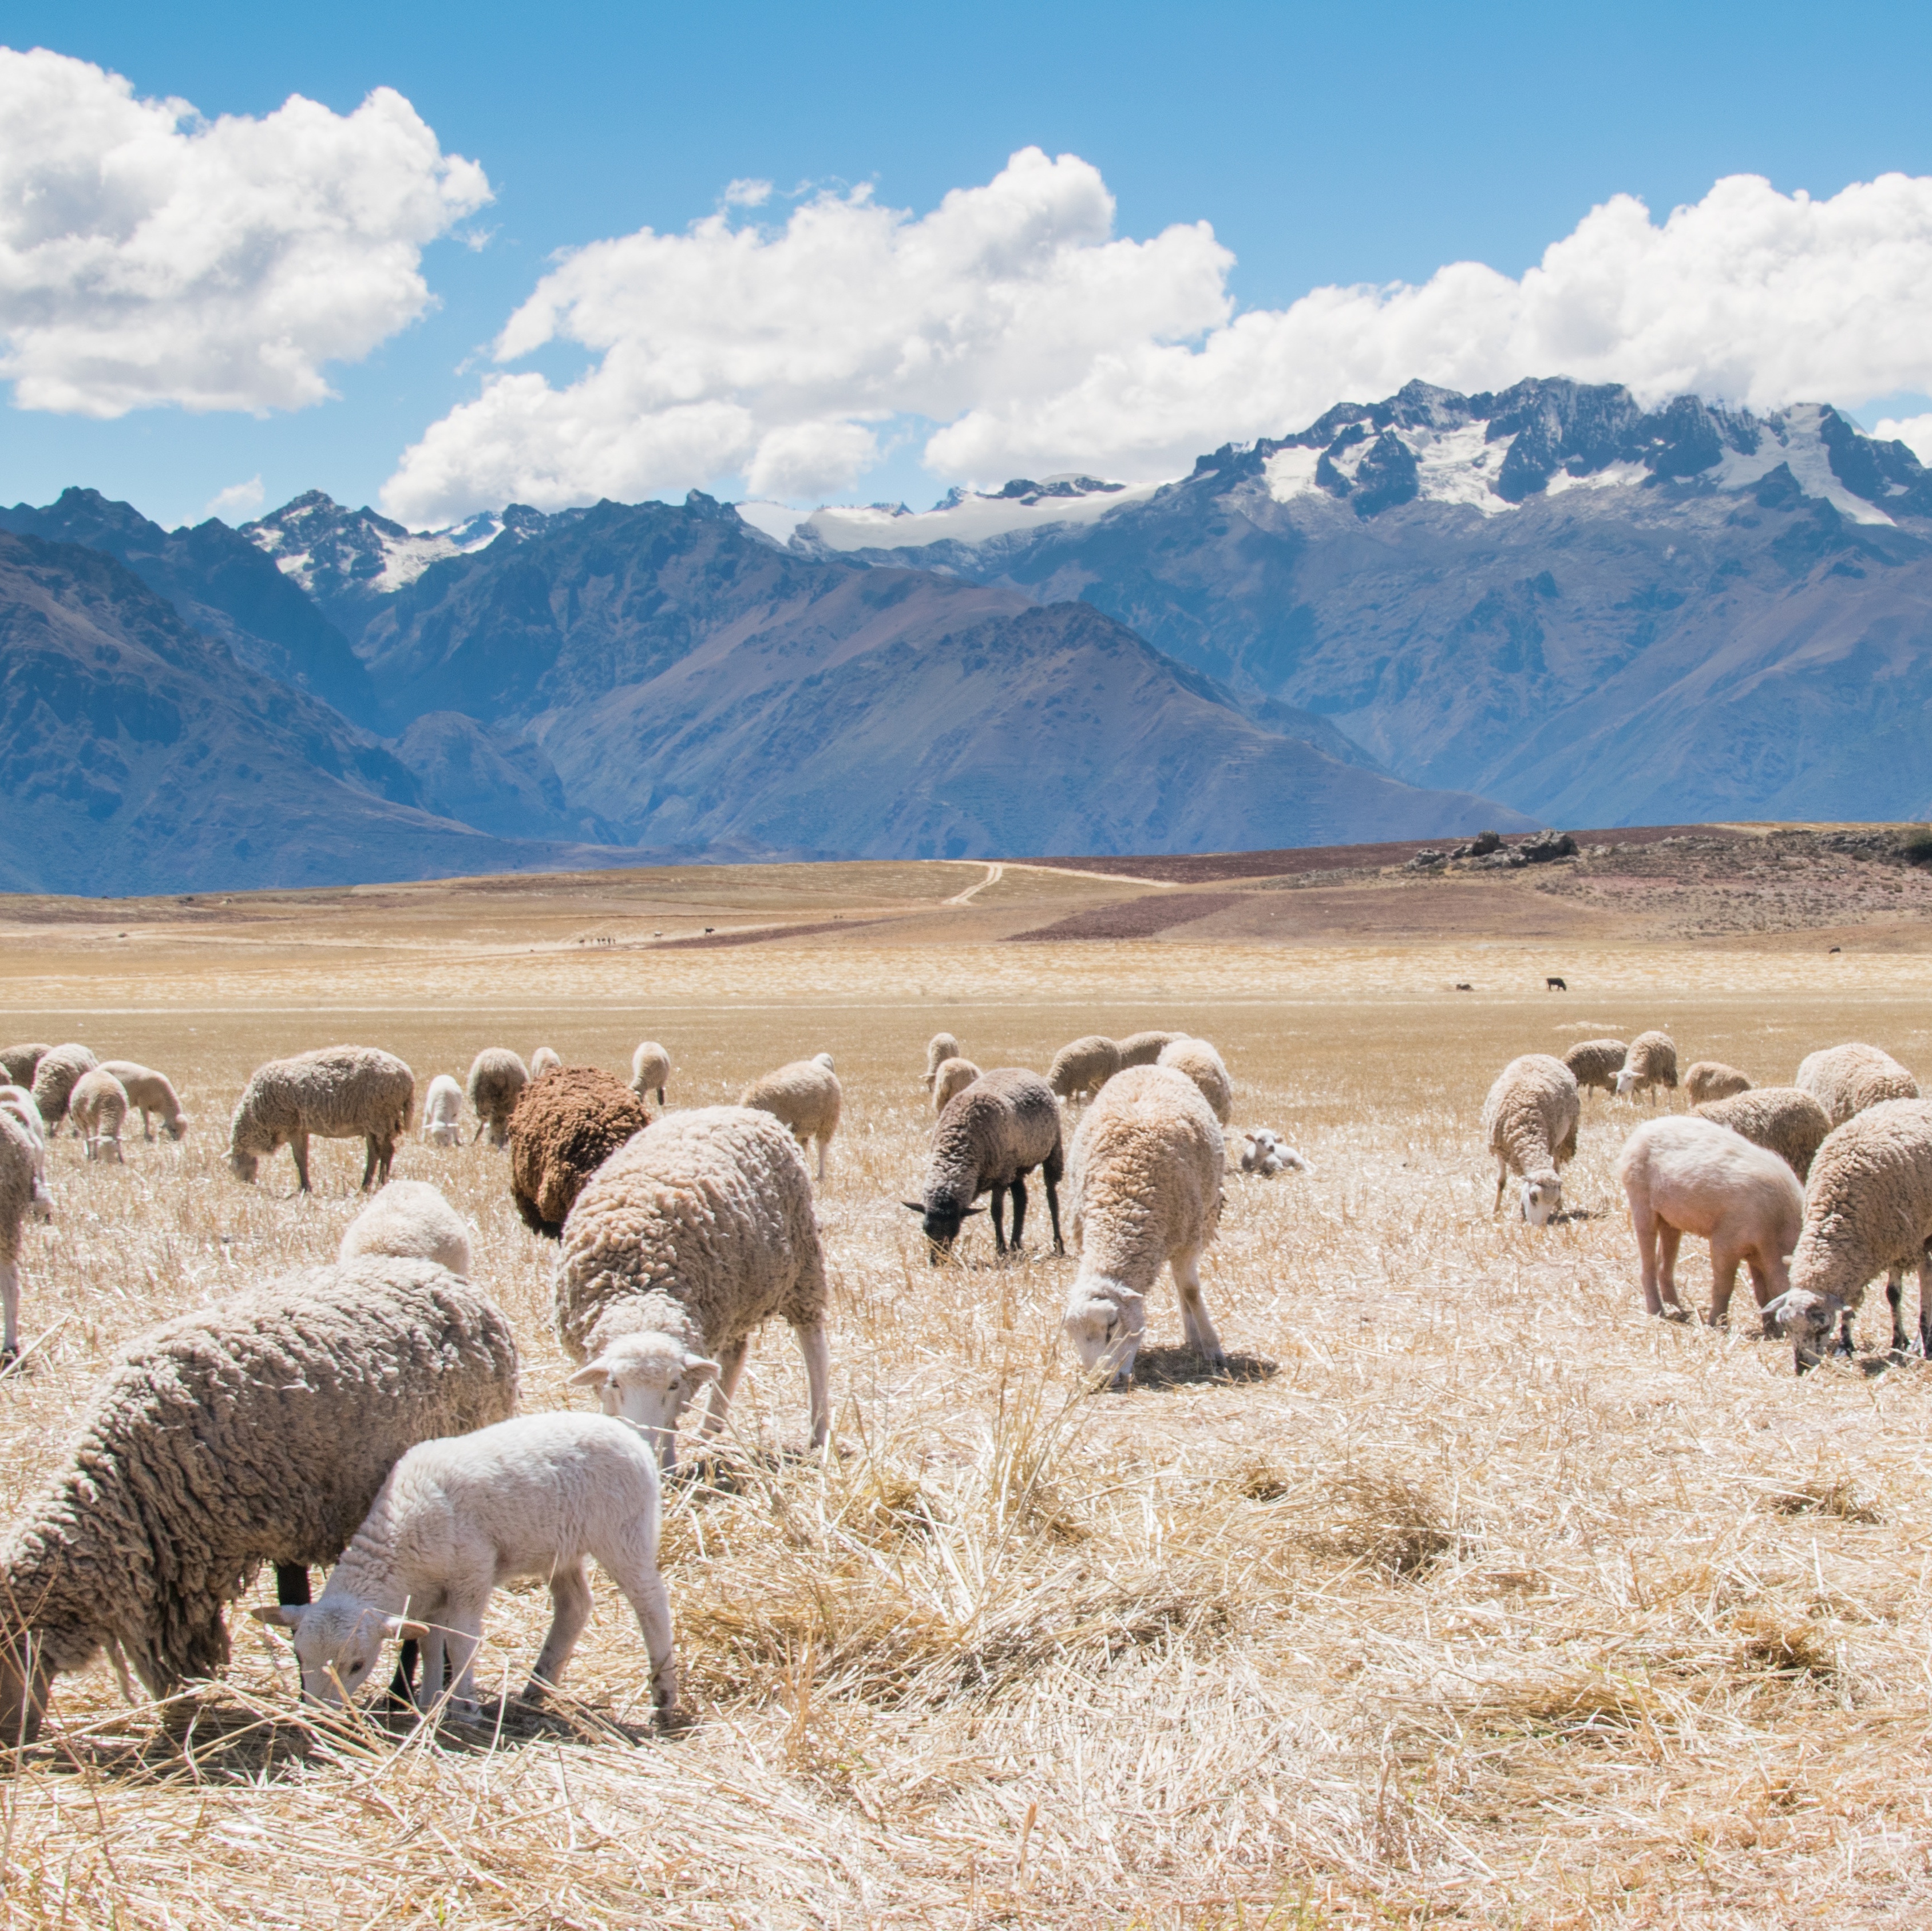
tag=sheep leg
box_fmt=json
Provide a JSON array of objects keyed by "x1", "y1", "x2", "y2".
[
  {"x1": 1630, "y1": 1203, "x2": 1665, "y2": 1317},
  {"x1": 656, "y1": 1086, "x2": 666, "y2": 1107},
  {"x1": 291, "y1": 1132, "x2": 312, "y2": 1194},
  {"x1": 0, "y1": 1259, "x2": 18, "y2": 1361},
  {"x1": 1918, "y1": 1246, "x2": 1932, "y2": 1358},
  {"x1": 793, "y1": 1321, "x2": 832, "y2": 1450},
  {"x1": 526, "y1": 1560, "x2": 592, "y2": 1696},
  {"x1": 1707, "y1": 1243, "x2": 1743, "y2": 1329},
  {"x1": 814, "y1": 1133, "x2": 828, "y2": 1184},
  {"x1": 604, "y1": 1552, "x2": 678, "y2": 1718},
  {"x1": 1492, "y1": 1159, "x2": 1508, "y2": 1215},
  {"x1": 1656, "y1": 1225, "x2": 1684, "y2": 1311},
  {"x1": 275, "y1": 1564, "x2": 311, "y2": 1607},
  {"x1": 698, "y1": 1337, "x2": 750, "y2": 1438},
  {"x1": 440, "y1": 1591, "x2": 490, "y2": 1714},
  {"x1": 1007, "y1": 1173, "x2": 1029, "y2": 1253},
  {"x1": 360, "y1": 1135, "x2": 379, "y2": 1191},
  {"x1": 1174, "y1": 1247, "x2": 1226, "y2": 1365},
  {"x1": 1043, "y1": 1169, "x2": 1065, "y2": 1255},
  {"x1": 988, "y1": 1185, "x2": 1009, "y2": 1255},
  {"x1": 142, "y1": 1109, "x2": 155, "y2": 1142}
]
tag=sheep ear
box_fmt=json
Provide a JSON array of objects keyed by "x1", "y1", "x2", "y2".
[
  {"x1": 383, "y1": 1617, "x2": 429, "y2": 1641},
  {"x1": 682, "y1": 1353, "x2": 722, "y2": 1384},
  {"x1": 901, "y1": 1200, "x2": 927, "y2": 1214},
  {"x1": 567, "y1": 1362, "x2": 610, "y2": 1389},
  {"x1": 960, "y1": 1206, "x2": 986, "y2": 1218},
  {"x1": 251, "y1": 1605, "x2": 304, "y2": 1629}
]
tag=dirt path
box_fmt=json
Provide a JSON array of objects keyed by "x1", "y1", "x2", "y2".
[
  {"x1": 999, "y1": 861, "x2": 1177, "y2": 889},
  {"x1": 946, "y1": 862, "x2": 1004, "y2": 905}
]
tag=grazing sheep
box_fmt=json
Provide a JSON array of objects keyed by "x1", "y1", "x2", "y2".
[
  {"x1": 1615, "y1": 1031, "x2": 1679, "y2": 1103},
  {"x1": 1116, "y1": 1031, "x2": 1186, "y2": 1069},
  {"x1": 1562, "y1": 1038, "x2": 1628, "y2": 1099},
  {"x1": 258, "y1": 1412, "x2": 675, "y2": 1723},
  {"x1": 228, "y1": 1045, "x2": 414, "y2": 1194},
  {"x1": 466, "y1": 1048, "x2": 529, "y2": 1148},
  {"x1": 0, "y1": 1111, "x2": 52, "y2": 1364},
  {"x1": 0, "y1": 1045, "x2": 50, "y2": 1089},
  {"x1": 739, "y1": 1053, "x2": 841, "y2": 1183},
  {"x1": 68, "y1": 1068, "x2": 129, "y2": 1164},
  {"x1": 1157, "y1": 1037, "x2": 1233, "y2": 1125},
  {"x1": 529, "y1": 1046, "x2": 562, "y2": 1080},
  {"x1": 30, "y1": 1044, "x2": 98, "y2": 1131},
  {"x1": 1762, "y1": 1099, "x2": 1932, "y2": 1368},
  {"x1": 1695, "y1": 1086, "x2": 1834, "y2": 1184},
  {"x1": 931, "y1": 1056, "x2": 981, "y2": 1113},
  {"x1": 339, "y1": 1179, "x2": 472, "y2": 1278},
  {"x1": 507, "y1": 1066, "x2": 651, "y2": 1239},
  {"x1": 1683, "y1": 1061, "x2": 1752, "y2": 1107},
  {"x1": 556, "y1": 1107, "x2": 830, "y2": 1472},
  {"x1": 1240, "y1": 1128, "x2": 1314, "y2": 1176},
  {"x1": 97, "y1": 1062, "x2": 188, "y2": 1141},
  {"x1": 921, "y1": 1033, "x2": 961, "y2": 1093},
  {"x1": 629, "y1": 1040, "x2": 671, "y2": 1108},
  {"x1": 1615, "y1": 1116, "x2": 1804, "y2": 1324},
  {"x1": 907, "y1": 1068, "x2": 1066, "y2": 1260},
  {"x1": 421, "y1": 1073, "x2": 464, "y2": 1147},
  {"x1": 1, "y1": 1087, "x2": 48, "y2": 1187},
  {"x1": 0, "y1": 1258, "x2": 518, "y2": 1743},
  {"x1": 1482, "y1": 1054, "x2": 1581, "y2": 1224},
  {"x1": 1048, "y1": 1035, "x2": 1122, "y2": 1105},
  {"x1": 1062, "y1": 1065, "x2": 1226, "y2": 1385},
  {"x1": 1795, "y1": 1042, "x2": 1918, "y2": 1128}
]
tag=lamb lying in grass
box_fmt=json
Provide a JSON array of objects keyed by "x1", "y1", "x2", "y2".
[{"x1": 1239, "y1": 1129, "x2": 1313, "y2": 1176}]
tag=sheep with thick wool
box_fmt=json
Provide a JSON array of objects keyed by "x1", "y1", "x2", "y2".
[
  {"x1": 30, "y1": 1045, "x2": 98, "y2": 1131},
  {"x1": 1763, "y1": 1099, "x2": 1932, "y2": 1369},
  {"x1": 1562, "y1": 1038, "x2": 1627, "y2": 1098},
  {"x1": 98, "y1": 1062, "x2": 188, "y2": 1141},
  {"x1": 258, "y1": 1412, "x2": 675, "y2": 1723},
  {"x1": 228, "y1": 1045, "x2": 414, "y2": 1193},
  {"x1": 1048, "y1": 1035, "x2": 1121, "y2": 1105},
  {"x1": 0, "y1": 1257, "x2": 518, "y2": 1743},
  {"x1": 1482, "y1": 1054, "x2": 1580, "y2": 1224},
  {"x1": 629, "y1": 1041, "x2": 671, "y2": 1107},
  {"x1": 1116, "y1": 1030, "x2": 1186, "y2": 1069},
  {"x1": 0, "y1": 1045, "x2": 50, "y2": 1089},
  {"x1": 339, "y1": 1179, "x2": 473, "y2": 1278},
  {"x1": 0, "y1": 1111, "x2": 52, "y2": 1365},
  {"x1": 555, "y1": 1107, "x2": 830, "y2": 1473},
  {"x1": 421, "y1": 1074, "x2": 464, "y2": 1147},
  {"x1": 1695, "y1": 1086, "x2": 1833, "y2": 1184},
  {"x1": 921, "y1": 1033, "x2": 961, "y2": 1093},
  {"x1": 466, "y1": 1048, "x2": 528, "y2": 1147},
  {"x1": 1157, "y1": 1037, "x2": 1233, "y2": 1125},
  {"x1": 739, "y1": 1053, "x2": 841, "y2": 1183},
  {"x1": 931, "y1": 1057, "x2": 981, "y2": 1113},
  {"x1": 1684, "y1": 1061, "x2": 1752, "y2": 1107},
  {"x1": 1615, "y1": 1031, "x2": 1678, "y2": 1102},
  {"x1": 1616, "y1": 1116, "x2": 1804, "y2": 1324},
  {"x1": 1062, "y1": 1065, "x2": 1226, "y2": 1386},
  {"x1": 68, "y1": 1068, "x2": 128, "y2": 1164},
  {"x1": 1795, "y1": 1042, "x2": 1918, "y2": 1128},
  {"x1": 529, "y1": 1046, "x2": 562, "y2": 1079},
  {"x1": 507, "y1": 1066, "x2": 650, "y2": 1239},
  {"x1": 0, "y1": 1087, "x2": 48, "y2": 1192},
  {"x1": 908, "y1": 1068, "x2": 1065, "y2": 1259}
]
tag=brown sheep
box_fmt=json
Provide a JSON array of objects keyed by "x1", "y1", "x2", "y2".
[{"x1": 508, "y1": 1067, "x2": 651, "y2": 1239}]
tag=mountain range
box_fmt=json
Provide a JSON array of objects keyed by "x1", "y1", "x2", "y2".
[{"x1": 2, "y1": 372, "x2": 1929, "y2": 894}]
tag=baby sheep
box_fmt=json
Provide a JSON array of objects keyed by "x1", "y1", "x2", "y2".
[
  {"x1": 1615, "y1": 1116, "x2": 1804, "y2": 1324},
  {"x1": 421, "y1": 1074, "x2": 464, "y2": 1148},
  {"x1": 257, "y1": 1411, "x2": 676, "y2": 1723},
  {"x1": 629, "y1": 1041, "x2": 672, "y2": 1108},
  {"x1": 1239, "y1": 1129, "x2": 1314, "y2": 1176}
]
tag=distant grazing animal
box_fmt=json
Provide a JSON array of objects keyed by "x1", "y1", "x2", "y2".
[
  {"x1": 507, "y1": 1066, "x2": 651, "y2": 1239},
  {"x1": 628, "y1": 1041, "x2": 671, "y2": 1108},
  {"x1": 97, "y1": 1062, "x2": 188, "y2": 1140},
  {"x1": 931, "y1": 1056, "x2": 981, "y2": 1113},
  {"x1": 1048, "y1": 1036, "x2": 1122, "y2": 1105},
  {"x1": 67, "y1": 1068, "x2": 128, "y2": 1164},
  {"x1": 1616, "y1": 1031, "x2": 1678, "y2": 1104},
  {"x1": 466, "y1": 1049, "x2": 528, "y2": 1147},
  {"x1": 1695, "y1": 1087, "x2": 1832, "y2": 1185},
  {"x1": 1115, "y1": 1031, "x2": 1186, "y2": 1069},
  {"x1": 1481, "y1": 1054, "x2": 1580, "y2": 1224},
  {"x1": 1562, "y1": 1038, "x2": 1628, "y2": 1099},
  {"x1": 1454, "y1": 983, "x2": 1473, "y2": 992},
  {"x1": 29, "y1": 1045, "x2": 98, "y2": 1132},
  {"x1": 1795, "y1": 1042, "x2": 1917, "y2": 1129},
  {"x1": 420, "y1": 1073, "x2": 464, "y2": 1147},
  {"x1": 1546, "y1": 977, "x2": 1567, "y2": 992},
  {"x1": 1616, "y1": 1116, "x2": 1804, "y2": 1325},
  {"x1": 739, "y1": 1054, "x2": 841, "y2": 1183},
  {"x1": 0, "y1": 1045, "x2": 50, "y2": 1090},
  {"x1": 921, "y1": 1033, "x2": 961, "y2": 1093},
  {"x1": 529, "y1": 1046, "x2": 562, "y2": 1079},
  {"x1": 1155, "y1": 1037, "x2": 1233, "y2": 1125},
  {"x1": 1683, "y1": 1061, "x2": 1752, "y2": 1107},
  {"x1": 227, "y1": 1045, "x2": 414, "y2": 1193},
  {"x1": 908, "y1": 1068, "x2": 1064, "y2": 1260}
]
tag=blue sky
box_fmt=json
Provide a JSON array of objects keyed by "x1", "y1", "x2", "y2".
[{"x1": 6, "y1": 0, "x2": 1932, "y2": 529}]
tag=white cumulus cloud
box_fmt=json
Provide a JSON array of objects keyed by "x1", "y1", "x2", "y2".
[
  {"x1": 0, "y1": 45, "x2": 490, "y2": 417},
  {"x1": 204, "y1": 474, "x2": 264, "y2": 520},
  {"x1": 383, "y1": 153, "x2": 1932, "y2": 524}
]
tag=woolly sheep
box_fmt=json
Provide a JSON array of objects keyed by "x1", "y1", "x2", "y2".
[
  {"x1": 1240, "y1": 1128, "x2": 1314, "y2": 1176},
  {"x1": 1116, "y1": 1030, "x2": 1186, "y2": 1069},
  {"x1": 1562, "y1": 1038, "x2": 1628, "y2": 1098},
  {"x1": 421, "y1": 1073, "x2": 464, "y2": 1147},
  {"x1": 97, "y1": 1061, "x2": 188, "y2": 1141},
  {"x1": 0, "y1": 1044, "x2": 50, "y2": 1089},
  {"x1": 228, "y1": 1045, "x2": 414, "y2": 1194},
  {"x1": 1156, "y1": 1037, "x2": 1234, "y2": 1125},
  {"x1": 1615, "y1": 1116, "x2": 1804, "y2": 1324},
  {"x1": 339, "y1": 1179, "x2": 473, "y2": 1278},
  {"x1": 466, "y1": 1048, "x2": 528, "y2": 1148},
  {"x1": 931, "y1": 1056, "x2": 981, "y2": 1113},
  {"x1": 1482, "y1": 1054, "x2": 1581, "y2": 1224},
  {"x1": 529, "y1": 1046, "x2": 563, "y2": 1079},
  {"x1": 507, "y1": 1066, "x2": 651, "y2": 1239},
  {"x1": 1683, "y1": 1061, "x2": 1752, "y2": 1107},
  {"x1": 1763, "y1": 1099, "x2": 1932, "y2": 1368},
  {"x1": 739, "y1": 1053, "x2": 841, "y2": 1183},
  {"x1": 629, "y1": 1040, "x2": 671, "y2": 1107},
  {"x1": 258, "y1": 1412, "x2": 676, "y2": 1723},
  {"x1": 1048, "y1": 1034, "x2": 1121, "y2": 1105},
  {"x1": 1695, "y1": 1087, "x2": 1833, "y2": 1184},
  {"x1": 0, "y1": 1258, "x2": 518, "y2": 1743},
  {"x1": 0, "y1": 1087, "x2": 47, "y2": 1188},
  {"x1": 68, "y1": 1068, "x2": 128, "y2": 1164},
  {"x1": 0, "y1": 1111, "x2": 52, "y2": 1364},
  {"x1": 556, "y1": 1107, "x2": 830, "y2": 1472},
  {"x1": 30, "y1": 1044, "x2": 97, "y2": 1131},
  {"x1": 921, "y1": 1032, "x2": 961, "y2": 1093},
  {"x1": 1062, "y1": 1065, "x2": 1226, "y2": 1386},
  {"x1": 1795, "y1": 1042, "x2": 1918, "y2": 1128},
  {"x1": 906, "y1": 1067, "x2": 1066, "y2": 1260},
  {"x1": 1615, "y1": 1031, "x2": 1678, "y2": 1102}
]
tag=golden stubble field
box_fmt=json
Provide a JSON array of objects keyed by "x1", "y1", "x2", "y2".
[{"x1": 2, "y1": 861, "x2": 1931, "y2": 1928}]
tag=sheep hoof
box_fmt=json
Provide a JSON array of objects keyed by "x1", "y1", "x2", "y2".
[
  {"x1": 1658, "y1": 1306, "x2": 1692, "y2": 1325},
  {"x1": 446, "y1": 1697, "x2": 484, "y2": 1723}
]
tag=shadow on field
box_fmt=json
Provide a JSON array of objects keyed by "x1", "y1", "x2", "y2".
[{"x1": 1129, "y1": 1346, "x2": 1278, "y2": 1390}]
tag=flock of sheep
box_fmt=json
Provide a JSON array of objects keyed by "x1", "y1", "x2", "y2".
[
  {"x1": 0, "y1": 1023, "x2": 1292, "y2": 1743},
  {"x1": 1486, "y1": 1030, "x2": 1930, "y2": 1367}
]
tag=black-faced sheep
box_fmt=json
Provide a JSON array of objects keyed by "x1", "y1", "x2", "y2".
[
  {"x1": 30, "y1": 1045, "x2": 98, "y2": 1132},
  {"x1": 1694, "y1": 1086, "x2": 1832, "y2": 1184},
  {"x1": 1156, "y1": 1037, "x2": 1233, "y2": 1124},
  {"x1": 97, "y1": 1061, "x2": 188, "y2": 1141},
  {"x1": 739, "y1": 1053, "x2": 841, "y2": 1183},
  {"x1": 1683, "y1": 1061, "x2": 1752, "y2": 1107},
  {"x1": 466, "y1": 1048, "x2": 528, "y2": 1147},
  {"x1": 67, "y1": 1068, "x2": 128, "y2": 1164},
  {"x1": 1616, "y1": 1031, "x2": 1678, "y2": 1103},
  {"x1": 555, "y1": 1107, "x2": 830, "y2": 1472},
  {"x1": 506, "y1": 1066, "x2": 651, "y2": 1239},
  {"x1": 227, "y1": 1045, "x2": 414, "y2": 1194},
  {"x1": 629, "y1": 1041, "x2": 672, "y2": 1108},
  {"x1": 1482, "y1": 1054, "x2": 1580, "y2": 1224},
  {"x1": 0, "y1": 1257, "x2": 518, "y2": 1743},
  {"x1": 1048, "y1": 1035, "x2": 1121, "y2": 1105},
  {"x1": 908, "y1": 1068, "x2": 1065, "y2": 1260},
  {"x1": 1562, "y1": 1038, "x2": 1628, "y2": 1099},
  {"x1": 1795, "y1": 1042, "x2": 1918, "y2": 1128}
]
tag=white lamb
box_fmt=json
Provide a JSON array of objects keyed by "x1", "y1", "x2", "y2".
[
  {"x1": 257, "y1": 1411, "x2": 677, "y2": 1723},
  {"x1": 339, "y1": 1179, "x2": 473, "y2": 1278},
  {"x1": 629, "y1": 1040, "x2": 671, "y2": 1107},
  {"x1": 1239, "y1": 1128, "x2": 1314, "y2": 1176},
  {"x1": 1481, "y1": 1054, "x2": 1581, "y2": 1224},
  {"x1": 1614, "y1": 1116, "x2": 1804, "y2": 1325},
  {"x1": 420, "y1": 1074, "x2": 464, "y2": 1148}
]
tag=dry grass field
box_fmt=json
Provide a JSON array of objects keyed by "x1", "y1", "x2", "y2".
[{"x1": 2, "y1": 835, "x2": 1931, "y2": 1926}]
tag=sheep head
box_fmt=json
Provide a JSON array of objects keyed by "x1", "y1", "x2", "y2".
[
  {"x1": 254, "y1": 1601, "x2": 425, "y2": 1707},
  {"x1": 1061, "y1": 1282, "x2": 1145, "y2": 1388},
  {"x1": 1519, "y1": 1171, "x2": 1562, "y2": 1226},
  {"x1": 567, "y1": 1331, "x2": 720, "y2": 1471},
  {"x1": 903, "y1": 1195, "x2": 984, "y2": 1262}
]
